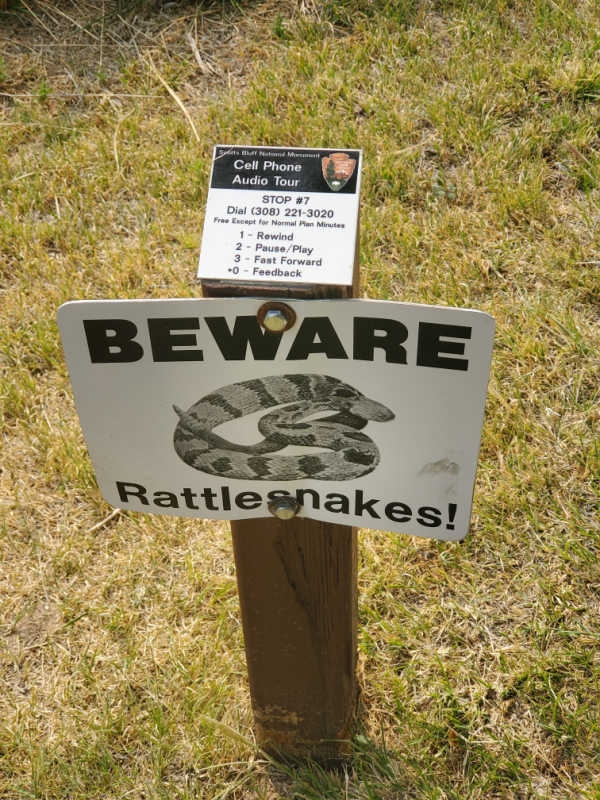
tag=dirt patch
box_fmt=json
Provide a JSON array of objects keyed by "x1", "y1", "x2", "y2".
[{"x1": 9, "y1": 600, "x2": 62, "y2": 647}]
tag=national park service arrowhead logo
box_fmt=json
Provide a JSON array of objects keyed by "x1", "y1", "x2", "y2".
[{"x1": 322, "y1": 152, "x2": 356, "y2": 192}]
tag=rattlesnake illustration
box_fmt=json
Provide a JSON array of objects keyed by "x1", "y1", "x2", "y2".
[{"x1": 173, "y1": 374, "x2": 394, "y2": 481}]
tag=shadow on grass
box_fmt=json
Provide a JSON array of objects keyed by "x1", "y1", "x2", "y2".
[
  {"x1": 263, "y1": 732, "x2": 430, "y2": 800},
  {"x1": 260, "y1": 690, "x2": 533, "y2": 800}
]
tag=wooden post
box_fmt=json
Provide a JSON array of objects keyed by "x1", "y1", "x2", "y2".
[{"x1": 201, "y1": 250, "x2": 359, "y2": 761}]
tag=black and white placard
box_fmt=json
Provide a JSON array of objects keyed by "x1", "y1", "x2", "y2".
[
  {"x1": 58, "y1": 297, "x2": 494, "y2": 541},
  {"x1": 197, "y1": 146, "x2": 361, "y2": 286}
]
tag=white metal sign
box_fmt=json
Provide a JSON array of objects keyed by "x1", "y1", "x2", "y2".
[
  {"x1": 197, "y1": 145, "x2": 361, "y2": 286},
  {"x1": 58, "y1": 298, "x2": 494, "y2": 541}
]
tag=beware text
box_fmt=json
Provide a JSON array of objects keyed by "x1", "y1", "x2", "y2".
[{"x1": 83, "y1": 315, "x2": 472, "y2": 371}]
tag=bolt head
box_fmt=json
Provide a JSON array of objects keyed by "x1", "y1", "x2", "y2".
[
  {"x1": 262, "y1": 309, "x2": 288, "y2": 333},
  {"x1": 268, "y1": 497, "x2": 300, "y2": 520}
]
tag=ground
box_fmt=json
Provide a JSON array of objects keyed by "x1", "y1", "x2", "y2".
[{"x1": 0, "y1": 1, "x2": 599, "y2": 798}]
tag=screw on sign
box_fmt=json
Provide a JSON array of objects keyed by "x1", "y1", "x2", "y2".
[
  {"x1": 262, "y1": 309, "x2": 288, "y2": 332},
  {"x1": 257, "y1": 300, "x2": 296, "y2": 333},
  {"x1": 268, "y1": 495, "x2": 300, "y2": 520}
]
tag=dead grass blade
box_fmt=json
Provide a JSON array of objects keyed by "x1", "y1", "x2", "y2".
[
  {"x1": 145, "y1": 53, "x2": 200, "y2": 143},
  {"x1": 185, "y1": 29, "x2": 217, "y2": 76}
]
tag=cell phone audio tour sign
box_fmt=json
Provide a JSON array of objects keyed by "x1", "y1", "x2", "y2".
[
  {"x1": 197, "y1": 145, "x2": 361, "y2": 286},
  {"x1": 58, "y1": 297, "x2": 494, "y2": 541}
]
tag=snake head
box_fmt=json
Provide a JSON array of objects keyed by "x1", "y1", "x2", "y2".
[
  {"x1": 326, "y1": 380, "x2": 395, "y2": 423},
  {"x1": 349, "y1": 396, "x2": 395, "y2": 422}
]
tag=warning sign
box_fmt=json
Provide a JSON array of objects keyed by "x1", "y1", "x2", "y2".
[{"x1": 57, "y1": 297, "x2": 494, "y2": 540}]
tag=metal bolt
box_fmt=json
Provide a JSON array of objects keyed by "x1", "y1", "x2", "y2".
[
  {"x1": 268, "y1": 496, "x2": 300, "y2": 520},
  {"x1": 262, "y1": 309, "x2": 289, "y2": 333},
  {"x1": 257, "y1": 301, "x2": 296, "y2": 333}
]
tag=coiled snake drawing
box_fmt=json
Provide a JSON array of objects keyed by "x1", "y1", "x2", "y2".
[{"x1": 173, "y1": 374, "x2": 395, "y2": 481}]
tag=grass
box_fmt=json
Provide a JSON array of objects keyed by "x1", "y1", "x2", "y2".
[{"x1": 1, "y1": 0, "x2": 600, "y2": 797}]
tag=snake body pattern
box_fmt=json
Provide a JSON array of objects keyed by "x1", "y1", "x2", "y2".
[{"x1": 173, "y1": 374, "x2": 394, "y2": 481}]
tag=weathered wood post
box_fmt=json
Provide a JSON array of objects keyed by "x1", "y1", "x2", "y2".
[{"x1": 201, "y1": 258, "x2": 360, "y2": 762}]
